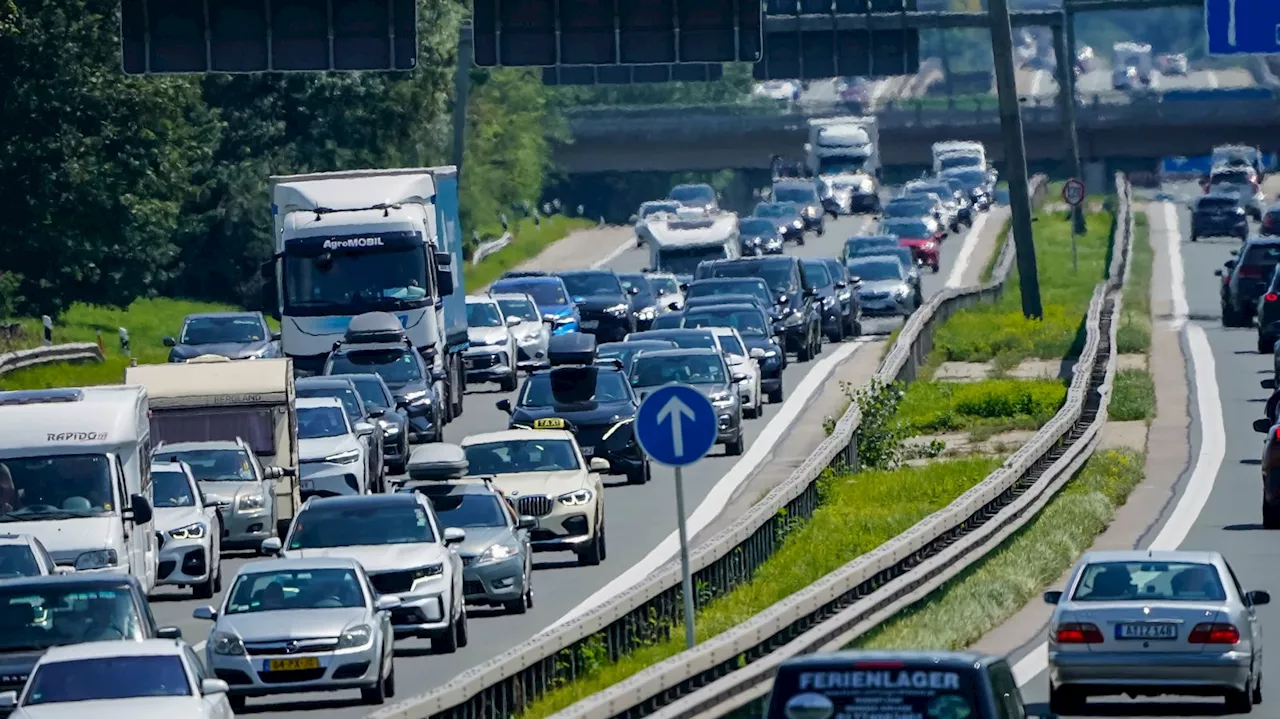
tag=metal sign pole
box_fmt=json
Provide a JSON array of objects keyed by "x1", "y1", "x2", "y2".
[{"x1": 673, "y1": 465, "x2": 695, "y2": 649}]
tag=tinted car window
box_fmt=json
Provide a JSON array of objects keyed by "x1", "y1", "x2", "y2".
[
  {"x1": 629, "y1": 331, "x2": 717, "y2": 350},
  {"x1": 561, "y1": 272, "x2": 623, "y2": 296},
  {"x1": 802, "y1": 262, "x2": 831, "y2": 287},
  {"x1": 492, "y1": 280, "x2": 568, "y2": 307},
  {"x1": 1198, "y1": 197, "x2": 1239, "y2": 210},
  {"x1": 739, "y1": 218, "x2": 779, "y2": 235},
  {"x1": 703, "y1": 260, "x2": 798, "y2": 294},
  {"x1": 1242, "y1": 243, "x2": 1280, "y2": 268},
  {"x1": 773, "y1": 186, "x2": 818, "y2": 204},
  {"x1": 849, "y1": 260, "x2": 905, "y2": 281},
  {"x1": 327, "y1": 349, "x2": 422, "y2": 384},
  {"x1": 881, "y1": 219, "x2": 933, "y2": 238},
  {"x1": 519, "y1": 371, "x2": 631, "y2": 407},
  {"x1": 683, "y1": 308, "x2": 770, "y2": 337}
]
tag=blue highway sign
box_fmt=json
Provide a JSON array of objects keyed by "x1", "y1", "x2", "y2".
[
  {"x1": 1207, "y1": 0, "x2": 1280, "y2": 56},
  {"x1": 635, "y1": 385, "x2": 718, "y2": 467}
]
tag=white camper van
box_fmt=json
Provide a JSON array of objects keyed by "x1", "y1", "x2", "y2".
[
  {"x1": 0, "y1": 387, "x2": 158, "y2": 591},
  {"x1": 644, "y1": 210, "x2": 741, "y2": 277}
]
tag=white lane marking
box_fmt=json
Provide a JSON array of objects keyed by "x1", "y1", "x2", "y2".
[
  {"x1": 591, "y1": 236, "x2": 636, "y2": 269},
  {"x1": 1163, "y1": 202, "x2": 1189, "y2": 329},
  {"x1": 195, "y1": 640, "x2": 206, "y2": 652},
  {"x1": 1012, "y1": 201, "x2": 1226, "y2": 687},
  {"x1": 547, "y1": 338, "x2": 869, "y2": 630},
  {"x1": 945, "y1": 213, "x2": 991, "y2": 289},
  {"x1": 1207, "y1": 70, "x2": 1220, "y2": 89}
]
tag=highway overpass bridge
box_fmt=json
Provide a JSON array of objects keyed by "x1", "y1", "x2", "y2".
[{"x1": 555, "y1": 89, "x2": 1280, "y2": 174}]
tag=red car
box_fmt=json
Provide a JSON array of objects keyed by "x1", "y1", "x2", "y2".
[{"x1": 879, "y1": 217, "x2": 943, "y2": 273}]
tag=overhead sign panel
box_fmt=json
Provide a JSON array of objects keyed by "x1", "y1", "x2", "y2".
[
  {"x1": 1205, "y1": 0, "x2": 1280, "y2": 56},
  {"x1": 120, "y1": 0, "x2": 417, "y2": 74},
  {"x1": 757, "y1": 0, "x2": 919, "y2": 79},
  {"x1": 472, "y1": 0, "x2": 764, "y2": 67}
]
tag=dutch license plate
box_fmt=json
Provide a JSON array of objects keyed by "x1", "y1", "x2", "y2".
[
  {"x1": 300, "y1": 479, "x2": 314, "y2": 492},
  {"x1": 266, "y1": 657, "x2": 321, "y2": 672},
  {"x1": 580, "y1": 320, "x2": 599, "y2": 329},
  {"x1": 580, "y1": 446, "x2": 595, "y2": 456},
  {"x1": 1116, "y1": 623, "x2": 1177, "y2": 640}
]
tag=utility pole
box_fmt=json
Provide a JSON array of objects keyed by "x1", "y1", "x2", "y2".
[
  {"x1": 988, "y1": 0, "x2": 1043, "y2": 320},
  {"x1": 1058, "y1": 15, "x2": 1088, "y2": 235},
  {"x1": 451, "y1": 22, "x2": 474, "y2": 178}
]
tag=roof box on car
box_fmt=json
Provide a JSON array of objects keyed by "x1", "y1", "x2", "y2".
[
  {"x1": 548, "y1": 333, "x2": 596, "y2": 367},
  {"x1": 405, "y1": 443, "x2": 468, "y2": 481},
  {"x1": 344, "y1": 312, "x2": 407, "y2": 345}
]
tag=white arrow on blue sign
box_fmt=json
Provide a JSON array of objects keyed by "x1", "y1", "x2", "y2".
[
  {"x1": 1207, "y1": 0, "x2": 1280, "y2": 55},
  {"x1": 634, "y1": 385, "x2": 719, "y2": 467}
]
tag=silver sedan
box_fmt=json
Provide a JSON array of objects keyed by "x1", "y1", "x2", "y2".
[
  {"x1": 1044, "y1": 549, "x2": 1269, "y2": 715},
  {"x1": 193, "y1": 556, "x2": 400, "y2": 710}
]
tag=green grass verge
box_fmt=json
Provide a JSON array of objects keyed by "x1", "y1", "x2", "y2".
[
  {"x1": 1109, "y1": 368, "x2": 1156, "y2": 422},
  {"x1": 515, "y1": 457, "x2": 1003, "y2": 719},
  {"x1": 465, "y1": 215, "x2": 595, "y2": 291},
  {"x1": 932, "y1": 207, "x2": 1115, "y2": 366},
  {"x1": 851, "y1": 449, "x2": 1145, "y2": 652},
  {"x1": 897, "y1": 378, "x2": 1067, "y2": 437},
  {"x1": 1116, "y1": 214, "x2": 1153, "y2": 354},
  {"x1": 978, "y1": 216, "x2": 1012, "y2": 284}
]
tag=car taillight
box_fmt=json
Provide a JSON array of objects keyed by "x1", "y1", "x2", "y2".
[
  {"x1": 1267, "y1": 294, "x2": 1278, "y2": 302},
  {"x1": 1273, "y1": 426, "x2": 1280, "y2": 440},
  {"x1": 1189, "y1": 623, "x2": 1240, "y2": 644},
  {"x1": 1055, "y1": 622, "x2": 1104, "y2": 643}
]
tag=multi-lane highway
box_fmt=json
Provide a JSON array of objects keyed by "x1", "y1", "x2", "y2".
[
  {"x1": 1004, "y1": 180, "x2": 1280, "y2": 716},
  {"x1": 1013, "y1": 59, "x2": 1255, "y2": 101},
  {"x1": 148, "y1": 194, "x2": 1005, "y2": 717}
]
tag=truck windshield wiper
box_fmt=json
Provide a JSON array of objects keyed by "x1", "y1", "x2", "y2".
[{"x1": 0, "y1": 510, "x2": 88, "y2": 522}]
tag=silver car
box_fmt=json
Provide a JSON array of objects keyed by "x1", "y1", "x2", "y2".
[
  {"x1": 1044, "y1": 549, "x2": 1270, "y2": 714},
  {"x1": 153, "y1": 439, "x2": 280, "y2": 551},
  {"x1": 465, "y1": 295, "x2": 519, "y2": 392},
  {"x1": 492, "y1": 292, "x2": 551, "y2": 372},
  {"x1": 297, "y1": 397, "x2": 374, "y2": 497},
  {"x1": 193, "y1": 556, "x2": 400, "y2": 709},
  {"x1": 151, "y1": 460, "x2": 223, "y2": 598},
  {"x1": 645, "y1": 272, "x2": 685, "y2": 313},
  {"x1": 848, "y1": 256, "x2": 916, "y2": 318}
]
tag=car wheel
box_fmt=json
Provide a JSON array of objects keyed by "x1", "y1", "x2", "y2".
[
  {"x1": 626, "y1": 462, "x2": 650, "y2": 485},
  {"x1": 744, "y1": 403, "x2": 757, "y2": 419},
  {"x1": 1252, "y1": 673, "x2": 1262, "y2": 704},
  {"x1": 797, "y1": 338, "x2": 814, "y2": 362},
  {"x1": 844, "y1": 313, "x2": 859, "y2": 338},
  {"x1": 229, "y1": 695, "x2": 247, "y2": 713},
  {"x1": 504, "y1": 576, "x2": 530, "y2": 615},
  {"x1": 1261, "y1": 335, "x2": 1276, "y2": 354},
  {"x1": 500, "y1": 373, "x2": 518, "y2": 392},
  {"x1": 213, "y1": 554, "x2": 223, "y2": 593},
  {"x1": 193, "y1": 567, "x2": 216, "y2": 600},
  {"x1": 1048, "y1": 683, "x2": 1084, "y2": 715},
  {"x1": 389, "y1": 460, "x2": 407, "y2": 477},
  {"x1": 1224, "y1": 303, "x2": 1242, "y2": 327},
  {"x1": 579, "y1": 524, "x2": 605, "y2": 566},
  {"x1": 1263, "y1": 502, "x2": 1280, "y2": 529},
  {"x1": 360, "y1": 659, "x2": 389, "y2": 705},
  {"x1": 455, "y1": 606, "x2": 469, "y2": 648},
  {"x1": 826, "y1": 318, "x2": 845, "y2": 343},
  {"x1": 768, "y1": 386, "x2": 784, "y2": 403},
  {"x1": 725, "y1": 431, "x2": 745, "y2": 456},
  {"x1": 432, "y1": 616, "x2": 459, "y2": 654},
  {"x1": 1190, "y1": 232, "x2": 1198, "y2": 242},
  {"x1": 1227, "y1": 687, "x2": 1253, "y2": 713}
]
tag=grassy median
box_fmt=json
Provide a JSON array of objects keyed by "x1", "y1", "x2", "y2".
[
  {"x1": 466, "y1": 215, "x2": 595, "y2": 290},
  {"x1": 515, "y1": 457, "x2": 1002, "y2": 719},
  {"x1": 1117, "y1": 213, "x2": 1154, "y2": 354},
  {"x1": 896, "y1": 378, "x2": 1067, "y2": 438}
]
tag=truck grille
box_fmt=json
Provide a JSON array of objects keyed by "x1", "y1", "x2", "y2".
[{"x1": 517, "y1": 495, "x2": 553, "y2": 517}]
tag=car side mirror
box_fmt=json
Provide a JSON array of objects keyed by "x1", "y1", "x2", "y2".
[
  {"x1": 1247, "y1": 590, "x2": 1271, "y2": 606},
  {"x1": 201, "y1": 679, "x2": 230, "y2": 696},
  {"x1": 271, "y1": 331, "x2": 281, "y2": 341},
  {"x1": 750, "y1": 348, "x2": 766, "y2": 359},
  {"x1": 354, "y1": 421, "x2": 375, "y2": 436},
  {"x1": 262, "y1": 465, "x2": 285, "y2": 480},
  {"x1": 1043, "y1": 590, "x2": 1063, "y2": 605},
  {"x1": 506, "y1": 315, "x2": 521, "y2": 327},
  {"x1": 834, "y1": 281, "x2": 847, "y2": 289},
  {"x1": 1264, "y1": 379, "x2": 1276, "y2": 390},
  {"x1": 443, "y1": 527, "x2": 466, "y2": 545},
  {"x1": 0, "y1": 691, "x2": 17, "y2": 709},
  {"x1": 260, "y1": 537, "x2": 283, "y2": 556},
  {"x1": 496, "y1": 398, "x2": 512, "y2": 413},
  {"x1": 628, "y1": 286, "x2": 640, "y2": 295},
  {"x1": 156, "y1": 626, "x2": 183, "y2": 639},
  {"x1": 517, "y1": 515, "x2": 537, "y2": 530},
  {"x1": 1214, "y1": 270, "x2": 1223, "y2": 276},
  {"x1": 777, "y1": 294, "x2": 789, "y2": 305},
  {"x1": 374, "y1": 595, "x2": 402, "y2": 611},
  {"x1": 1254, "y1": 418, "x2": 1272, "y2": 433},
  {"x1": 804, "y1": 287, "x2": 818, "y2": 298},
  {"x1": 162, "y1": 336, "x2": 176, "y2": 348},
  {"x1": 666, "y1": 301, "x2": 680, "y2": 311},
  {"x1": 679, "y1": 283, "x2": 689, "y2": 291},
  {"x1": 367, "y1": 408, "x2": 386, "y2": 418},
  {"x1": 431, "y1": 368, "x2": 448, "y2": 383},
  {"x1": 127, "y1": 494, "x2": 152, "y2": 525},
  {"x1": 588, "y1": 457, "x2": 611, "y2": 472},
  {"x1": 192, "y1": 605, "x2": 218, "y2": 621}
]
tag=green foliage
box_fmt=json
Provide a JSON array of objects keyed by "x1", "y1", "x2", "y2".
[
  {"x1": 1109, "y1": 368, "x2": 1156, "y2": 422},
  {"x1": 1117, "y1": 214, "x2": 1154, "y2": 354},
  {"x1": 851, "y1": 378, "x2": 910, "y2": 470},
  {"x1": 897, "y1": 378, "x2": 1067, "y2": 436},
  {"x1": 463, "y1": 216, "x2": 595, "y2": 291}
]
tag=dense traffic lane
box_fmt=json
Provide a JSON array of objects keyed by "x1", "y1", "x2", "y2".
[
  {"x1": 150, "y1": 202, "x2": 993, "y2": 718},
  {"x1": 1014, "y1": 184, "x2": 1279, "y2": 717}
]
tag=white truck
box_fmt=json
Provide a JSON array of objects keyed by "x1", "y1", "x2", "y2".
[
  {"x1": 643, "y1": 210, "x2": 741, "y2": 278},
  {"x1": 932, "y1": 140, "x2": 987, "y2": 174},
  {"x1": 804, "y1": 116, "x2": 881, "y2": 214},
  {"x1": 263, "y1": 167, "x2": 468, "y2": 425},
  {"x1": 1113, "y1": 42, "x2": 1153, "y2": 85}
]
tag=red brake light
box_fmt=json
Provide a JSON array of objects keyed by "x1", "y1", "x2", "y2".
[
  {"x1": 1055, "y1": 622, "x2": 1104, "y2": 643},
  {"x1": 1189, "y1": 623, "x2": 1240, "y2": 644},
  {"x1": 1266, "y1": 294, "x2": 1278, "y2": 302}
]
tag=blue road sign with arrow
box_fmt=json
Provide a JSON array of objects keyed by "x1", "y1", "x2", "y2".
[
  {"x1": 634, "y1": 385, "x2": 718, "y2": 467},
  {"x1": 1206, "y1": 0, "x2": 1280, "y2": 55}
]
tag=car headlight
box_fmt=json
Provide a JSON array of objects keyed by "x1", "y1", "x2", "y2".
[
  {"x1": 783, "y1": 310, "x2": 803, "y2": 326},
  {"x1": 558, "y1": 489, "x2": 594, "y2": 506},
  {"x1": 893, "y1": 286, "x2": 910, "y2": 298},
  {"x1": 637, "y1": 307, "x2": 656, "y2": 321},
  {"x1": 212, "y1": 632, "x2": 245, "y2": 656},
  {"x1": 401, "y1": 389, "x2": 432, "y2": 406},
  {"x1": 1236, "y1": 207, "x2": 1247, "y2": 215},
  {"x1": 517, "y1": 331, "x2": 542, "y2": 344},
  {"x1": 379, "y1": 421, "x2": 400, "y2": 436},
  {"x1": 604, "y1": 303, "x2": 630, "y2": 316},
  {"x1": 337, "y1": 624, "x2": 373, "y2": 649},
  {"x1": 237, "y1": 493, "x2": 266, "y2": 511},
  {"x1": 710, "y1": 393, "x2": 736, "y2": 407},
  {"x1": 477, "y1": 541, "x2": 520, "y2": 564},
  {"x1": 412, "y1": 563, "x2": 444, "y2": 580},
  {"x1": 168, "y1": 522, "x2": 207, "y2": 540},
  {"x1": 75, "y1": 549, "x2": 118, "y2": 570},
  {"x1": 766, "y1": 237, "x2": 783, "y2": 247},
  {"x1": 745, "y1": 237, "x2": 761, "y2": 245},
  {"x1": 324, "y1": 449, "x2": 361, "y2": 465},
  {"x1": 763, "y1": 348, "x2": 778, "y2": 358}
]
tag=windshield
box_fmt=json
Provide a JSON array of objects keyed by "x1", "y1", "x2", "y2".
[
  {"x1": 598, "y1": 343, "x2": 673, "y2": 373},
  {"x1": 297, "y1": 386, "x2": 363, "y2": 422},
  {"x1": 467, "y1": 302, "x2": 504, "y2": 327},
  {"x1": 802, "y1": 262, "x2": 832, "y2": 288},
  {"x1": 631, "y1": 354, "x2": 726, "y2": 387},
  {"x1": 768, "y1": 662, "x2": 982, "y2": 719},
  {"x1": 161, "y1": 449, "x2": 256, "y2": 483},
  {"x1": 939, "y1": 153, "x2": 981, "y2": 170},
  {"x1": 641, "y1": 203, "x2": 678, "y2": 218},
  {"x1": 885, "y1": 199, "x2": 934, "y2": 218},
  {"x1": 656, "y1": 244, "x2": 729, "y2": 276},
  {"x1": 152, "y1": 469, "x2": 195, "y2": 508},
  {"x1": 754, "y1": 203, "x2": 797, "y2": 219},
  {"x1": 647, "y1": 275, "x2": 679, "y2": 297},
  {"x1": 427, "y1": 493, "x2": 509, "y2": 529},
  {"x1": 1212, "y1": 170, "x2": 1252, "y2": 185},
  {"x1": 618, "y1": 275, "x2": 654, "y2": 301},
  {"x1": 518, "y1": 372, "x2": 631, "y2": 407},
  {"x1": 560, "y1": 272, "x2": 622, "y2": 297},
  {"x1": 492, "y1": 280, "x2": 568, "y2": 308},
  {"x1": 632, "y1": 331, "x2": 716, "y2": 349},
  {"x1": 687, "y1": 280, "x2": 772, "y2": 307},
  {"x1": 717, "y1": 333, "x2": 745, "y2": 355},
  {"x1": 349, "y1": 377, "x2": 390, "y2": 410},
  {"x1": 739, "y1": 219, "x2": 778, "y2": 236},
  {"x1": 683, "y1": 308, "x2": 770, "y2": 337},
  {"x1": 0, "y1": 545, "x2": 39, "y2": 579},
  {"x1": 881, "y1": 219, "x2": 932, "y2": 238},
  {"x1": 284, "y1": 245, "x2": 429, "y2": 314},
  {"x1": 497, "y1": 297, "x2": 539, "y2": 322},
  {"x1": 705, "y1": 260, "x2": 796, "y2": 294},
  {"x1": 670, "y1": 185, "x2": 714, "y2": 205},
  {"x1": 298, "y1": 406, "x2": 348, "y2": 439},
  {"x1": 226, "y1": 567, "x2": 366, "y2": 614},
  {"x1": 1071, "y1": 561, "x2": 1226, "y2": 602},
  {"x1": 846, "y1": 239, "x2": 899, "y2": 256},
  {"x1": 943, "y1": 168, "x2": 987, "y2": 188},
  {"x1": 910, "y1": 184, "x2": 952, "y2": 200},
  {"x1": 0, "y1": 455, "x2": 114, "y2": 519},
  {"x1": 179, "y1": 316, "x2": 264, "y2": 345},
  {"x1": 850, "y1": 261, "x2": 904, "y2": 281},
  {"x1": 288, "y1": 502, "x2": 435, "y2": 549},
  {"x1": 816, "y1": 156, "x2": 867, "y2": 174},
  {"x1": 0, "y1": 585, "x2": 144, "y2": 651},
  {"x1": 465, "y1": 439, "x2": 581, "y2": 474},
  {"x1": 25, "y1": 655, "x2": 190, "y2": 705},
  {"x1": 326, "y1": 349, "x2": 422, "y2": 385},
  {"x1": 773, "y1": 186, "x2": 818, "y2": 204}
]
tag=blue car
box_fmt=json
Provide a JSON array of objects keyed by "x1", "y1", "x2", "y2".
[{"x1": 490, "y1": 276, "x2": 580, "y2": 335}]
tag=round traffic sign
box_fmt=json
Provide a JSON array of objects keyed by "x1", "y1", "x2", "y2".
[
  {"x1": 1062, "y1": 179, "x2": 1086, "y2": 207},
  {"x1": 634, "y1": 385, "x2": 718, "y2": 467}
]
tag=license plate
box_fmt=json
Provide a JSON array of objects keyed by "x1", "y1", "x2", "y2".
[
  {"x1": 1116, "y1": 623, "x2": 1177, "y2": 640},
  {"x1": 580, "y1": 446, "x2": 595, "y2": 456},
  {"x1": 580, "y1": 320, "x2": 599, "y2": 329},
  {"x1": 300, "y1": 479, "x2": 314, "y2": 492},
  {"x1": 266, "y1": 657, "x2": 321, "y2": 672}
]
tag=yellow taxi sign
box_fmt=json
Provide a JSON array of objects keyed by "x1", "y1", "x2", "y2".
[{"x1": 532, "y1": 417, "x2": 568, "y2": 430}]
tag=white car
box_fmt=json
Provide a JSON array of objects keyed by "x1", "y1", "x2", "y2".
[
  {"x1": 151, "y1": 460, "x2": 223, "y2": 598},
  {"x1": 632, "y1": 201, "x2": 680, "y2": 247},
  {"x1": 464, "y1": 296, "x2": 519, "y2": 391},
  {"x1": 492, "y1": 292, "x2": 551, "y2": 371},
  {"x1": 0, "y1": 639, "x2": 233, "y2": 719},
  {"x1": 645, "y1": 272, "x2": 684, "y2": 313},
  {"x1": 0, "y1": 533, "x2": 64, "y2": 579},
  {"x1": 709, "y1": 327, "x2": 762, "y2": 419},
  {"x1": 262, "y1": 493, "x2": 467, "y2": 652},
  {"x1": 296, "y1": 397, "x2": 373, "y2": 498}
]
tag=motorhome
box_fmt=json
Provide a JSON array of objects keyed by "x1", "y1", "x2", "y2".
[
  {"x1": 804, "y1": 117, "x2": 881, "y2": 213},
  {"x1": 0, "y1": 387, "x2": 158, "y2": 591},
  {"x1": 1113, "y1": 42, "x2": 1153, "y2": 84},
  {"x1": 644, "y1": 210, "x2": 740, "y2": 278},
  {"x1": 932, "y1": 140, "x2": 987, "y2": 174},
  {"x1": 124, "y1": 356, "x2": 299, "y2": 537}
]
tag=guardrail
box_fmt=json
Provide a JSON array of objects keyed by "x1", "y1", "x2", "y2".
[
  {"x1": 0, "y1": 343, "x2": 104, "y2": 377},
  {"x1": 471, "y1": 232, "x2": 514, "y2": 266},
  {"x1": 367, "y1": 174, "x2": 1050, "y2": 719},
  {"x1": 552, "y1": 174, "x2": 1132, "y2": 719}
]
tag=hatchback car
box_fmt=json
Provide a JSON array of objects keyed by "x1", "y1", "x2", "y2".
[
  {"x1": 151, "y1": 460, "x2": 223, "y2": 598},
  {"x1": 1217, "y1": 238, "x2": 1280, "y2": 328},
  {"x1": 296, "y1": 397, "x2": 376, "y2": 497},
  {"x1": 1191, "y1": 193, "x2": 1249, "y2": 242},
  {"x1": 492, "y1": 292, "x2": 552, "y2": 371},
  {"x1": 464, "y1": 296, "x2": 519, "y2": 391}
]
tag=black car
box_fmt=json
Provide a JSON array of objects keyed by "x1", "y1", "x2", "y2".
[
  {"x1": 617, "y1": 273, "x2": 659, "y2": 331},
  {"x1": 678, "y1": 303, "x2": 786, "y2": 403},
  {"x1": 322, "y1": 334, "x2": 444, "y2": 445},
  {"x1": 753, "y1": 202, "x2": 806, "y2": 243},
  {"x1": 628, "y1": 348, "x2": 745, "y2": 455},
  {"x1": 817, "y1": 257, "x2": 863, "y2": 340},
  {"x1": 845, "y1": 243, "x2": 922, "y2": 304},
  {"x1": 669, "y1": 183, "x2": 719, "y2": 212},
  {"x1": 596, "y1": 339, "x2": 678, "y2": 375},
  {"x1": 164, "y1": 311, "x2": 279, "y2": 362},
  {"x1": 685, "y1": 277, "x2": 778, "y2": 316},
  {"x1": 738, "y1": 217, "x2": 786, "y2": 256},
  {"x1": 1256, "y1": 265, "x2": 1280, "y2": 353},
  {"x1": 771, "y1": 179, "x2": 826, "y2": 235},
  {"x1": 555, "y1": 270, "x2": 637, "y2": 342},
  {"x1": 941, "y1": 166, "x2": 994, "y2": 212},
  {"x1": 1217, "y1": 238, "x2": 1280, "y2": 330},
  {"x1": 0, "y1": 574, "x2": 182, "y2": 707},
  {"x1": 498, "y1": 334, "x2": 649, "y2": 484},
  {"x1": 327, "y1": 372, "x2": 410, "y2": 475},
  {"x1": 684, "y1": 293, "x2": 779, "y2": 321},
  {"x1": 1191, "y1": 193, "x2": 1250, "y2": 242},
  {"x1": 1264, "y1": 205, "x2": 1280, "y2": 237},
  {"x1": 500, "y1": 270, "x2": 549, "y2": 279},
  {"x1": 694, "y1": 257, "x2": 823, "y2": 362}
]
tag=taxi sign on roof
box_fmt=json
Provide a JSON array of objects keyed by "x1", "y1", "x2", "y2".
[{"x1": 532, "y1": 417, "x2": 568, "y2": 430}]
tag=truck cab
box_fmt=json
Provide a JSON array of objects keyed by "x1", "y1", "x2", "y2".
[{"x1": 805, "y1": 117, "x2": 881, "y2": 214}]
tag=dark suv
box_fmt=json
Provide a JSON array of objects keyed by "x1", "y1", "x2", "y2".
[
  {"x1": 1191, "y1": 193, "x2": 1249, "y2": 242},
  {"x1": 770, "y1": 179, "x2": 826, "y2": 235},
  {"x1": 1256, "y1": 266, "x2": 1280, "y2": 353},
  {"x1": 1217, "y1": 238, "x2": 1280, "y2": 330},
  {"x1": 555, "y1": 270, "x2": 637, "y2": 343},
  {"x1": 694, "y1": 257, "x2": 823, "y2": 361}
]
